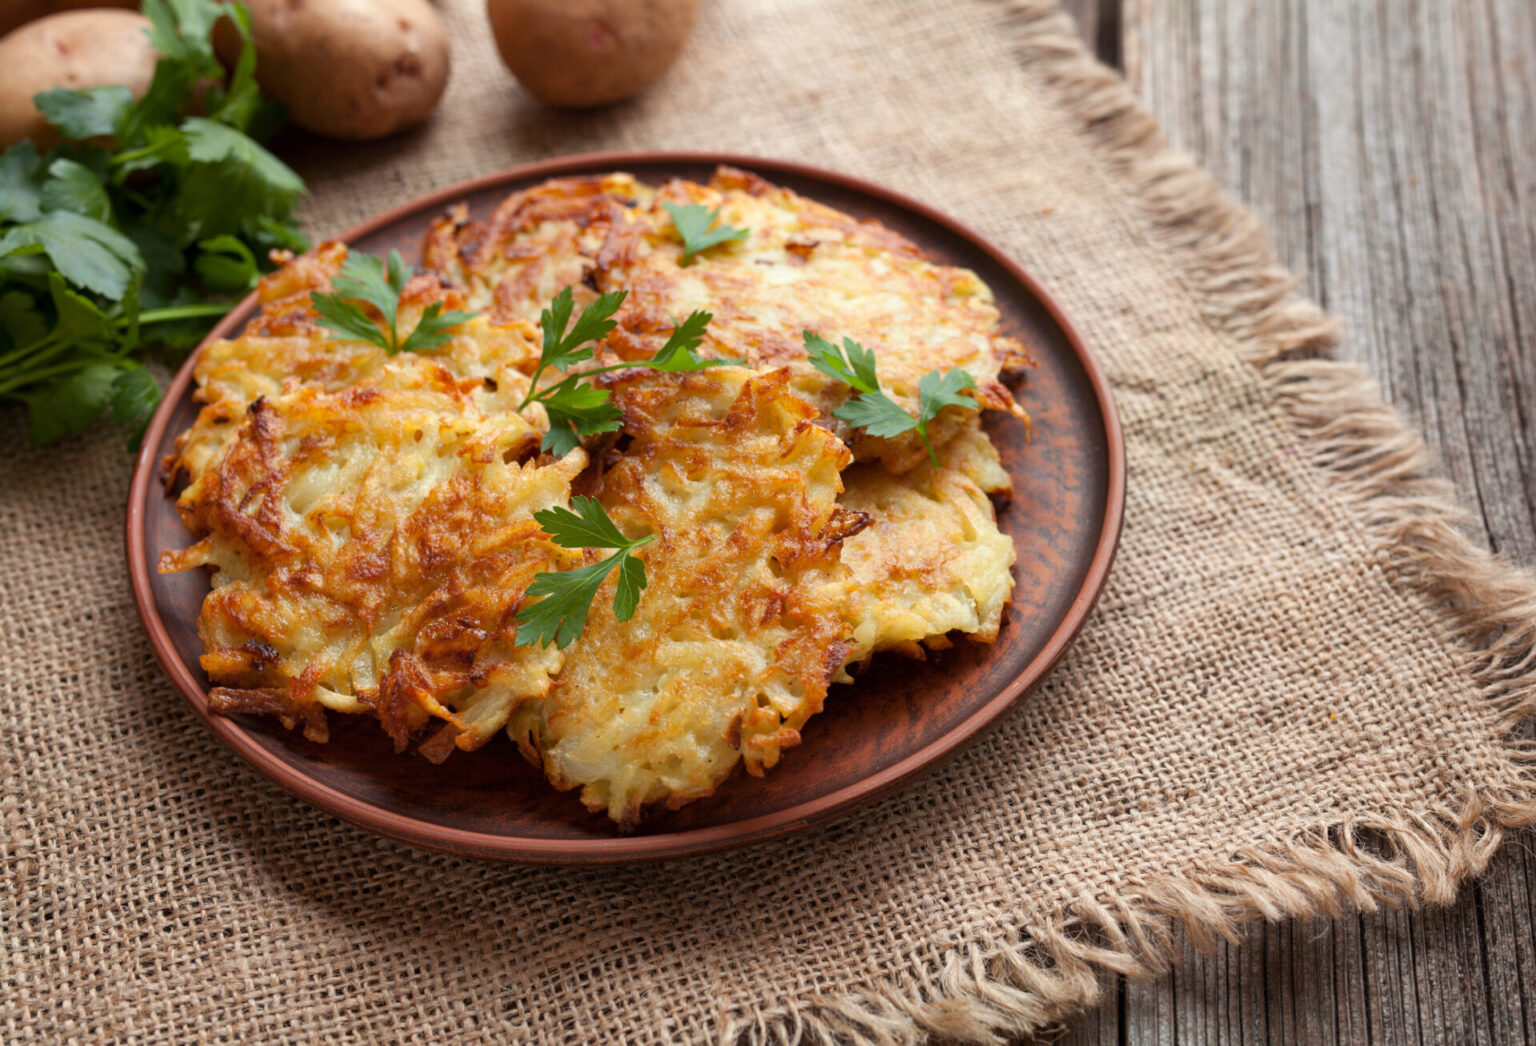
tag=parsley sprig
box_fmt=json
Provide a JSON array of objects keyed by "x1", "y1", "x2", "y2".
[
  {"x1": 518, "y1": 286, "x2": 740, "y2": 456},
  {"x1": 310, "y1": 249, "x2": 476, "y2": 355},
  {"x1": 515, "y1": 497, "x2": 655, "y2": 649},
  {"x1": 0, "y1": 0, "x2": 306, "y2": 446},
  {"x1": 661, "y1": 202, "x2": 748, "y2": 265},
  {"x1": 805, "y1": 331, "x2": 979, "y2": 466}
]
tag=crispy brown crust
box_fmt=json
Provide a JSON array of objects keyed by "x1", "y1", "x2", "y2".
[
  {"x1": 163, "y1": 167, "x2": 1023, "y2": 824},
  {"x1": 208, "y1": 686, "x2": 329, "y2": 743}
]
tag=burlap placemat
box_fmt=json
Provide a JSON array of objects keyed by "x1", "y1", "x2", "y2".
[{"x1": 5, "y1": 1, "x2": 1535, "y2": 1041}]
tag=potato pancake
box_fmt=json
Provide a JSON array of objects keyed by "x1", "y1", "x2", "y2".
[
  {"x1": 509, "y1": 368, "x2": 865, "y2": 825},
  {"x1": 834, "y1": 418, "x2": 1016, "y2": 661},
  {"x1": 164, "y1": 250, "x2": 585, "y2": 757},
  {"x1": 163, "y1": 168, "x2": 1026, "y2": 825},
  {"x1": 422, "y1": 166, "x2": 1029, "y2": 473}
]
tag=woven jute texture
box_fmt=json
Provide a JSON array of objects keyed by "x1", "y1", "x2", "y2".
[{"x1": 5, "y1": 1, "x2": 1536, "y2": 1042}]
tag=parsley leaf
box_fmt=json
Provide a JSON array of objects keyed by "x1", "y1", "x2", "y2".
[
  {"x1": 520, "y1": 293, "x2": 741, "y2": 455},
  {"x1": 33, "y1": 86, "x2": 132, "y2": 142},
  {"x1": 39, "y1": 159, "x2": 113, "y2": 223},
  {"x1": 661, "y1": 201, "x2": 748, "y2": 265},
  {"x1": 538, "y1": 379, "x2": 625, "y2": 457},
  {"x1": 175, "y1": 117, "x2": 305, "y2": 241},
  {"x1": 0, "y1": 211, "x2": 144, "y2": 299},
  {"x1": 917, "y1": 368, "x2": 979, "y2": 427},
  {"x1": 192, "y1": 235, "x2": 259, "y2": 293},
  {"x1": 0, "y1": 144, "x2": 43, "y2": 223},
  {"x1": 24, "y1": 361, "x2": 120, "y2": 445},
  {"x1": 48, "y1": 272, "x2": 115, "y2": 345},
  {"x1": 804, "y1": 331, "x2": 879, "y2": 394},
  {"x1": 835, "y1": 390, "x2": 920, "y2": 439},
  {"x1": 537, "y1": 494, "x2": 638, "y2": 549},
  {"x1": 399, "y1": 303, "x2": 474, "y2": 354},
  {"x1": 310, "y1": 249, "x2": 475, "y2": 355},
  {"x1": 806, "y1": 331, "x2": 980, "y2": 465},
  {"x1": 2, "y1": 1, "x2": 310, "y2": 447},
  {"x1": 515, "y1": 497, "x2": 655, "y2": 649},
  {"x1": 109, "y1": 366, "x2": 162, "y2": 448},
  {"x1": 647, "y1": 310, "x2": 742, "y2": 372},
  {"x1": 142, "y1": 0, "x2": 225, "y2": 63},
  {"x1": 536, "y1": 285, "x2": 627, "y2": 375},
  {"x1": 521, "y1": 286, "x2": 627, "y2": 452},
  {"x1": 311, "y1": 291, "x2": 390, "y2": 351},
  {"x1": 124, "y1": 0, "x2": 237, "y2": 140}
]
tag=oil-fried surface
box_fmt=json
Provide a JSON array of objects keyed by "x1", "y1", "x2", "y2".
[
  {"x1": 423, "y1": 166, "x2": 1030, "y2": 473},
  {"x1": 834, "y1": 418, "x2": 1017, "y2": 661},
  {"x1": 510, "y1": 369, "x2": 865, "y2": 826},
  {"x1": 163, "y1": 168, "x2": 1024, "y2": 824},
  {"x1": 164, "y1": 250, "x2": 583, "y2": 759}
]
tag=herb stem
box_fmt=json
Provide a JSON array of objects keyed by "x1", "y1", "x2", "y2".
[
  {"x1": 0, "y1": 302, "x2": 232, "y2": 384},
  {"x1": 136, "y1": 302, "x2": 233, "y2": 325},
  {"x1": 0, "y1": 357, "x2": 97, "y2": 398},
  {"x1": 0, "y1": 334, "x2": 62, "y2": 372},
  {"x1": 919, "y1": 428, "x2": 938, "y2": 467},
  {"x1": 108, "y1": 142, "x2": 166, "y2": 168},
  {"x1": 518, "y1": 361, "x2": 551, "y2": 411},
  {"x1": 520, "y1": 358, "x2": 676, "y2": 410}
]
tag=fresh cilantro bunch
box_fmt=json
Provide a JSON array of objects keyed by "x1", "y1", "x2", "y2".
[
  {"x1": 519, "y1": 286, "x2": 741, "y2": 456},
  {"x1": 310, "y1": 249, "x2": 475, "y2": 356},
  {"x1": 515, "y1": 497, "x2": 655, "y2": 649},
  {"x1": 805, "y1": 331, "x2": 979, "y2": 465},
  {"x1": 0, "y1": 0, "x2": 307, "y2": 446},
  {"x1": 661, "y1": 202, "x2": 748, "y2": 265}
]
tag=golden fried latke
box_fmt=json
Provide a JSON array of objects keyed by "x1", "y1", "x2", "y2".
[
  {"x1": 834, "y1": 417, "x2": 1016, "y2": 661},
  {"x1": 510, "y1": 368, "x2": 867, "y2": 826},
  {"x1": 422, "y1": 167, "x2": 1029, "y2": 473},
  {"x1": 164, "y1": 249, "x2": 585, "y2": 758},
  {"x1": 163, "y1": 168, "x2": 1026, "y2": 825}
]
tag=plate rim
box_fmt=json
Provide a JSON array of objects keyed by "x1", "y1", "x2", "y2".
[{"x1": 125, "y1": 150, "x2": 1126, "y2": 864}]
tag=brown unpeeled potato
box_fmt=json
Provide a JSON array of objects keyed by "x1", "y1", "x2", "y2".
[
  {"x1": 0, "y1": 0, "x2": 139, "y2": 40},
  {"x1": 486, "y1": 0, "x2": 704, "y2": 109},
  {"x1": 216, "y1": 0, "x2": 450, "y2": 140},
  {"x1": 0, "y1": 9, "x2": 157, "y2": 149}
]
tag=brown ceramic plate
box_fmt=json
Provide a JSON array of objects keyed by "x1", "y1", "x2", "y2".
[{"x1": 126, "y1": 152, "x2": 1124, "y2": 864}]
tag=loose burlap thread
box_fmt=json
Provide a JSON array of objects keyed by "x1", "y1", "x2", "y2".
[{"x1": 5, "y1": 1, "x2": 1535, "y2": 1042}]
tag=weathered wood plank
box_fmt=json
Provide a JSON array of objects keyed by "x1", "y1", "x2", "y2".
[{"x1": 1049, "y1": 0, "x2": 1536, "y2": 1043}]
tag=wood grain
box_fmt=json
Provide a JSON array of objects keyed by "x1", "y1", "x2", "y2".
[{"x1": 1044, "y1": 0, "x2": 1536, "y2": 1043}]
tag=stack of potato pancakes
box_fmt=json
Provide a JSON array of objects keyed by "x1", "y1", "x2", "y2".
[{"x1": 162, "y1": 167, "x2": 1028, "y2": 827}]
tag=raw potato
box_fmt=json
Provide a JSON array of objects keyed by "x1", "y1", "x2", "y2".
[
  {"x1": 487, "y1": 0, "x2": 704, "y2": 108},
  {"x1": 218, "y1": 0, "x2": 450, "y2": 141},
  {"x1": 0, "y1": 9, "x2": 156, "y2": 149},
  {"x1": 0, "y1": 1, "x2": 139, "y2": 39}
]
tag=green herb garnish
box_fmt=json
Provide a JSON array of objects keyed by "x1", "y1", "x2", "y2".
[
  {"x1": 804, "y1": 331, "x2": 979, "y2": 466},
  {"x1": 518, "y1": 286, "x2": 741, "y2": 456},
  {"x1": 661, "y1": 202, "x2": 748, "y2": 265},
  {"x1": 0, "y1": 0, "x2": 307, "y2": 447},
  {"x1": 310, "y1": 249, "x2": 476, "y2": 356},
  {"x1": 515, "y1": 497, "x2": 656, "y2": 649}
]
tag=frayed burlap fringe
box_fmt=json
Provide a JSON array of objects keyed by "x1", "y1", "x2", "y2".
[{"x1": 719, "y1": 2, "x2": 1536, "y2": 1043}]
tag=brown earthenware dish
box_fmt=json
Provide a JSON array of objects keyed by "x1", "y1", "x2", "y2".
[{"x1": 125, "y1": 152, "x2": 1125, "y2": 864}]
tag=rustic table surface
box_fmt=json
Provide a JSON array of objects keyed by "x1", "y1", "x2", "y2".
[{"x1": 1046, "y1": 2, "x2": 1536, "y2": 1043}]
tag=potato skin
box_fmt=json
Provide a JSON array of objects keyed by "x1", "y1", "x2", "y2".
[
  {"x1": 0, "y1": 0, "x2": 139, "y2": 40},
  {"x1": 219, "y1": 0, "x2": 450, "y2": 140},
  {"x1": 487, "y1": 0, "x2": 704, "y2": 109},
  {"x1": 0, "y1": 10, "x2": 156, "y2": 149}
]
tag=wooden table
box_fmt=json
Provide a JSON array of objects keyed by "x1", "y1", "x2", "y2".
[{"x1": 1048, "y1": 2, "x2": 1536, "y2": 1043}]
